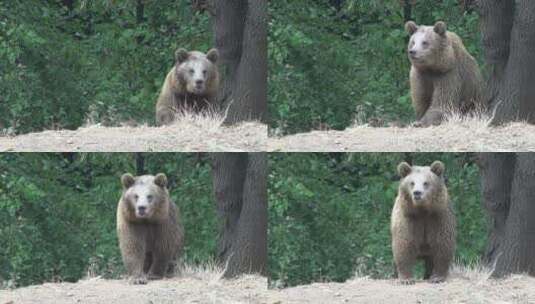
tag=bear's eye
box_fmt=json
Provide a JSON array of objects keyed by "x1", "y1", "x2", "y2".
[
  {"x1": 422, "y1": 41, "x2": 429, "y2": 46},
  {"x1": 424, "y1": 182, "x2": 429, "y2": 187},
  {"x1": 202, "y1": 70, "x2": 207, "y2": 75},
  {"x1": 147, "y1": 194, "x2": 153, "y2": 201},
  {"x1": 133, "y1": 194, "x2": 139, "y2": 200},
  {"x1": 410, "y1": 181, "x2": 415, "y2": 186},
  {"x1": 189, "y1": 69, "x2": 194, "y2": 74}
]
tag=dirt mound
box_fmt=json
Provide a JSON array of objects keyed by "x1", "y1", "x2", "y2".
[
  {"x1": 268, "y1": 120, "x2": 535, "y2": 152},
  {"x1": 3, "y1": 274, "x2": 534, "y2": 304},
  {"x1": 272, "y1": 275, "x2": 535, "y2": 303},
  {"x1": 0, "y1": 122, "x2": 267, "y2": 152},
  {"x1": 0, "y1": 275, "x2": 268, "y2": 304}
]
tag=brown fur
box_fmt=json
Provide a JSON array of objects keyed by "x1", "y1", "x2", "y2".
[
  {"x1": 117, "y1": 173, "x2": 184, "y2": 284},
  {"x1": 155, "y1": 49, "x2": 220, "y2": 125},
  {"x1": 405, "y1": 21, "x2": 484, "y2": 127},
  {"x1": 391, "y1": 161, "x2": 456, "y2": 284}
]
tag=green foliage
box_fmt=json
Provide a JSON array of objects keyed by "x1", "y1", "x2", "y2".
[
  {"x1": 0, "y1": 1, "x2": 211, "y2": 133},
  {"x1": 268, "y1": 153, "x2": 486, "y2": 287},
  {"x1": 0, "y1": 152, "x2": 490, "y2": 289},
  {"x1": 269, "y1": 0, "x2": 482, "y2": 134},
  {"x1": 0, "y1": 153, "x2": 217, "y2": 287}
]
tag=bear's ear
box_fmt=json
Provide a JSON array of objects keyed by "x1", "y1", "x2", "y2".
[
  {"x1": 405, "y1": 21, "x2": 418, "y2": 35},
  {"x1": 121, "y1": 173, "x2": 135, "y2": 189},
  {"x1": 175, "y1": 48, "x2": 189, "y2": 63},
  {"x1": 430, "y1": 161, "x2": 445, "y2": 177},
  {"x1": 154, "y1": 173, "x2": 168, "y2": 188},
  {"x1": 397, "y1": 162, "x2": 412, "y2": 178},
  {"x1": 434, "y1": 21, "x2": 447, "y2": 36},
  {"x1": 206, "y1": 48, "x2": 219, "y2": 63}
]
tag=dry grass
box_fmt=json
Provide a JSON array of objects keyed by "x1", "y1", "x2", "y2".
[
  {"x1": 178, "y1": 261, "x2": 226, "y2": 283},
  {"x1": 350, "y1": 260, "x2": 495, "y2": 284},
  {"x1": 273, "y1": 264, "x2": 535, "y2": 304},
  {"x1": 154, "y1": 106, "x2": 228, "y2": 132},
  {"x1": 3, "y1": 262, "x2": 535, "y2": 304},
  {"x1": 0, "y1": 263, "x2": 268, "y2": 304},
  {"x1": 0, "y1": 110, "x2": 267, "y2": 152},
  {"x1": 449, "y1": 260, "x2": 494, "y2": 283},
  {"x1": 269, "y1": 115, "x2": 535, "y2": 152}
]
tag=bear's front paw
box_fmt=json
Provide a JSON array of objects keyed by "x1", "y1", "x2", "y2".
[
  {"x1": 429, "y1": 275, "x2": 446, "y2": 284},
  {"x1": 130, "y1": 275, "x2": 148, "y2": 285},
  {"x1": 147, "y1": 273, "x2": 163, "y2": 281},
  {"x1": 399, "y1": 278, "x2": 415, "y2": 285},
  {"x1": 411, "y1": 121, "x2": 424, "y2": 128}
]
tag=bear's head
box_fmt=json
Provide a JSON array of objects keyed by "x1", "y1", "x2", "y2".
[
  {"x1": 121, "y1": 173, "x2": 170, "y2": 222},
  {"x1": 397, "y1": 161, "x2": 446, "y2": 209},
  {"x1": 405, "y1": 21, "x2": 451, "y2": 70},
  {"x1": 174, "y1": 48, "x2": 219, "y2": 96}
]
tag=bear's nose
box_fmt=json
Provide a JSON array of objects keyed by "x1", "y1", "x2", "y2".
[
  {"x1": 409, "y1": 50, "x2": 416, "y2": 56},
  {"x1": 138, "y1": 206, "x2": 146, "y2": 213},
  {"x1": 413, "y1": 190, "x2": 422, "y2": 197},
  {"x1": 195, "y1": 79, "x2": 204, "y2": 85}
]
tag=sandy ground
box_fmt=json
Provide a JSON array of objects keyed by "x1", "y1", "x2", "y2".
[
  {"x1": 2, "y1": 270, "x2": 534, "y2": 304},
  {"x1": 271, "y1": 275, "x2": 535, "y2": 304},
  {"x1": 0, "y1": 122, "x2": 267, "y2": 152},
  {"x1": 268, "y1": 120, "x2": 535, "y2": 152},
  {"x1": 4, "y1": 113, "x2": 533, "y2": 153},
  {"x1": 0, "y1": 275, "x2": 269, "y2": 304}
]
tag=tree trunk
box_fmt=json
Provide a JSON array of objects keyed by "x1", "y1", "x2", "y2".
[
  {"x1": 135, "y1": 0, "x2": 145, "y2": 44},
  {"x1": 479, "y1": 0, "x2": 535, "y2": 124},
  {"x1": 211, "y1": 153, "x2": 267, "y2": 277},
  {"x1": 212, "y1": 153, "x2": 247, "y2": 262},
  {"x1": 135, "y1": 0, "x2": 144, "y2": 25},
  {"x1": 329, "y1": 0, "x2": 344, "y2": 12},
  {"x1": 62, "y1": 0, "x2": 74, "y2": 11},
  {"x1": 478, "y1": 153, "x2": 535, "y2": 277},
  {"x1": 477, "y1": 153, "x2": 514, "y2": 264},
  {"x1": 212, "y1": 0, "x2": 267, "y2": 124},
  {"x1": 135, "y1": 153, "x2": 145, "y2": 176},
  {"x1": 480, "y1": 3, "x2": 535, "y2": 274},
  {"x1": 402, "y1": 0, "x2": 412, "y2": 22},
  {"x1": 493, "y1": 154, "x2": 535, "y2": 276}
]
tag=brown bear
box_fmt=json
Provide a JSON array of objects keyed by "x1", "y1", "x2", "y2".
[
  {"x1": 405, "y1": 21, "x2": 484, "y2": 126},
  {"x1": 391, "y1": 161, "x2": 456, "y2": 284},
  {"x1": 117, "y1": 173, "x2": 184, "y2": 284},
  {"x1": 155, "y1": 48, "x2": 220, "y2": 125}
]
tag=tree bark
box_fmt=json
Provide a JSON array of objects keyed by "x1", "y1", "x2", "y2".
[
  {"x1": 478, "y1": 153, "x2": 535, "y2": 277},
  {"x1": 212, "y1": 0, "x2": 267, "y2": 124},
  {"x1": 211, "y1": 153, "x2": 267, "y2": 277},
  {"x1": 479, "y1": 0, "x2": 535, "y2": 124},
  {"x1": 212, "y1": 153, "x2": 247, "y2": 262},
  {"x1": 478, "y1": 153, "x2": 514, "y2": 264},
  {"x1": 479, "y1": 1, "x2": 535, "y2": 273},
  {"x1": 62, "y1": 0, "x2": 74, "y2": 11},
  {"x1": 135, "y1": 153, "x2": 145, "y2": 176},
  {"x1": 329, "y1": 0, "x2": 344, "y2": 12},
  {"x1": 135, "y1": 0, "x2": 144, "y2": 25},
  {"x1": 402, "y1": 0, "x2": 412, "y2": 23},
  {"x1": 493, "y1": 154, "x2": 535, "y2": 276}
]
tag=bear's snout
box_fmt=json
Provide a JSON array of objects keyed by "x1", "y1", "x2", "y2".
[
  {"x1": 412, "y1": 190, "x2": 423, "y2": 201},
  {"x1": 408, "y1": 49, "x2": 423, "y2": 61},
  {"x1": 195, "y1": 80, "x2": 205, "y2": 90},
  {"x1": 136, "y1": 205, "x2": 148, "y2": 217},
  {"x1": 192, "y1": 79, "x2": 206, "y2": 93}
]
